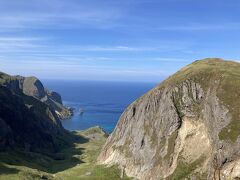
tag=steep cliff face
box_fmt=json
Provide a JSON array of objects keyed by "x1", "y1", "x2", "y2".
[
  {"x1": 0, "y1": 72, "x2": 75, "y2": 153},
  {"x1": 0, "y1": 73, "x2": 73, "y2": 119},
  {"x1": 0, "y1": 84, "x2": 64, "y2": 153},
  {"x1": 98, "y1": 58, "x2": 240, "y2": 179}
]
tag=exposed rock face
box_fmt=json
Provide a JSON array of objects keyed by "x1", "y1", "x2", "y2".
[
  {"x1": 22, "y1": 76, "x2": 46, "y2": 99},
  {"x1": 98, "y1": 59, "x2": 240, "y2": 179},
  {"x1": 0, "y1": 73, "x2": 73, "y2": 119}
]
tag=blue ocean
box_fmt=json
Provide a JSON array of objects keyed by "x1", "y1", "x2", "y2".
[{"x1": 43, "y1": 80, "x2": 156, "y2": 133}]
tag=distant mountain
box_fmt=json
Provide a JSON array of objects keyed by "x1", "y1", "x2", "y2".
[
  {"x1": 0, "y1": 72, "x2": 73, "y2": 153},
  {"x1": 0, "y1": 72, "x2": 73, "y2": 120},
  {"x1": 98, "y1": 58, "x2": 240, "y2": 179}
]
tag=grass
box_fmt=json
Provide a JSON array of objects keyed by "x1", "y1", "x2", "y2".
[
  {"x1": 0, "y1": 127, "x2": 131, "y2": 180},
  {"x1": 0, "y1": 72, "x2": 16, "y2": 84},
  {"x1": 218, "y1": 72, "x2": 240, "y2": 142},
  {"x1": 167, "y1": 155, "x2": 206, "y2": 180}
]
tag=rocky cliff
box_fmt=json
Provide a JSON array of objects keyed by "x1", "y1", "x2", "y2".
[
  {"x1": 0, "y1": 72, "x2": 73, "y2": 119},
  {"x1": 98, "y1": 58, "x2": 240, "y2": 179},
  {"x1": 0, "y1": 84, "x2": 63, "y2": 153},
  {"x1": 0, "y1": 72, "x2": 74, "y2": 153}
]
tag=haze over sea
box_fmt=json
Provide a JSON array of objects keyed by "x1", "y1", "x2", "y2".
[{"x1": 43, "y1": 80, "x2": 156, "y2": 133}]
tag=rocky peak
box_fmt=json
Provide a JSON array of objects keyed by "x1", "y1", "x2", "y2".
[{"x1": 98, "y1": 58, "x2": 240, "y2": 179}]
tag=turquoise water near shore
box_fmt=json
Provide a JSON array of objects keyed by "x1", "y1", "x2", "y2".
[{"x1": 43, "y1": 80, "x2": 156, "y2": 133}]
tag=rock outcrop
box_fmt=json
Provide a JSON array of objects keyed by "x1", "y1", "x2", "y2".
[
  {"x1": 0, "y1": 73, "x2": 73, "y2": 120},
  {"x1": 98, "y1": 58, "x2": 240, "y2": 179}
]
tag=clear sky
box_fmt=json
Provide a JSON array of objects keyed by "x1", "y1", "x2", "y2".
[{"x1": 0, "y1": 0, "x2": 240, "y2": 82}]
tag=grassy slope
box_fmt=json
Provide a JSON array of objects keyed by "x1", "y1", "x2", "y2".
[
  {"x1": 0, "y1": 127, "x2": 131, "y2": 180},
  {"x1": 0, "y1": 72, "x2": 12, "y2": 83}
]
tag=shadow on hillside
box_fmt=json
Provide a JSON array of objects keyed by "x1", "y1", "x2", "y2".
[
  {"x1": 0, "y1": 163, "x2": 19, "y2": 174},
  {"x1": 0, "y1": 131, "x2": 89, "y2": 174}
]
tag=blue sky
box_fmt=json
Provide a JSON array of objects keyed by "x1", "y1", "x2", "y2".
[{"x1": 0, "y1": 0, "x2": 240, "y2": 82}]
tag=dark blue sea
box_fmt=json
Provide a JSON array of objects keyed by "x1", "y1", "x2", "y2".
[{"x1": 43, "y1": 80, "x2": 156, "y2": 133}]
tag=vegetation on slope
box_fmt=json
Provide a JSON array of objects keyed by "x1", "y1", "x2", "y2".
[
  {"x1": 0, "y1": 127, "x2": 131, "y2": 180},
  {"x1": 154, "y1": 58, "x2": 240, "y2": 142}
]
